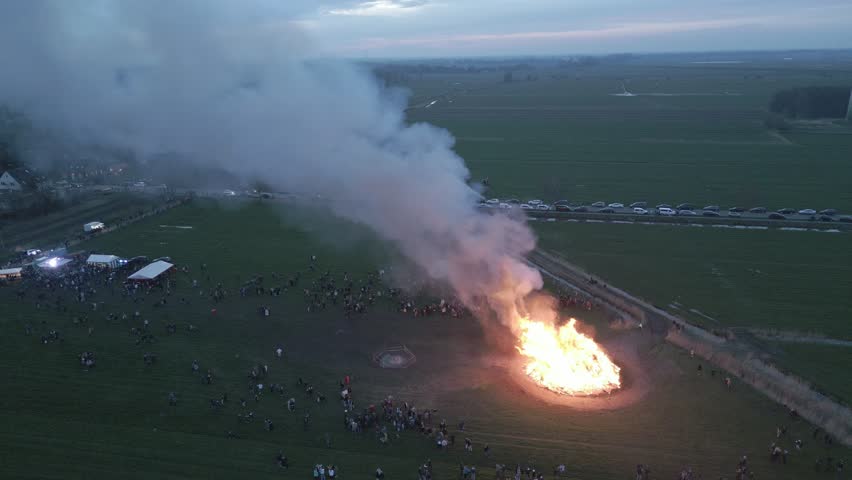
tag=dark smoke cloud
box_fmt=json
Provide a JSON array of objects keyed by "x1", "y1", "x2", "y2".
[{"x1": 0, "y1": 0, "x2": 543, "y2": 325}]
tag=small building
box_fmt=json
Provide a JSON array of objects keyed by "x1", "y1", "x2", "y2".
[
  {"x1": 0, "y1": 171, "x2": 23, "y2": 192},
  {"x1": 0, "y1": 267, "x2": 23, "y2": 280},
  {"x1": 86, "y1": 254, "x2": 121, "y2": 269},
  {"x1": 127, "y1": 260, "x2": 174, "y2": 282},
  {"x1": 84, "y1": 221, "x2": 105, "y2": 232}
]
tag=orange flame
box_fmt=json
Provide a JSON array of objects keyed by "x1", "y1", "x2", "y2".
[{"x1": 516, "y1": 317, "x2": 621, "y2": 396}]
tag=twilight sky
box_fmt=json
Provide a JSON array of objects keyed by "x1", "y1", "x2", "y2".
[
  {"x1": 288, "y1": 0, "x2": 852, "y2": 57},
  {"x1": 5, "y1": 0, "x2": 852, "y2": 61}
]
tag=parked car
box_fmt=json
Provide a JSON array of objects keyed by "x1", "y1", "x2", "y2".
[
  {"x1": 702, "y1": 211, "x2": 720, "y2": 217},
  {"x1": 798, "y1": 209, "x2": 816, "y2": 215},
  {"x1": 728, "y1": 211, "x2": 742, "y2": 218},
  {"x1": 678, "y1": 210, "x2": 697, "y2": 216},
  {"x1": 571, "y1": 206, "x2": 589, "y2": 213},
  {"x1": 633, "y1": 207, "x2": 648, "y2": 215},
  {"x1": 768, "y1": 213, "x2": 787, "y2": 220},
  {"x1": 607, "y1": 203, "x2": 624, "y2": 208},
  {"x1": 819, "y1": 208, "x2": 837, "y2": 216},
  {"x1": 528, "y1": 199, "x2": 542, "y2": 205},
  {"x1": 554, "y1": 204, "x2": 571, "y2": 212},
  {"x1": 656, "y1": 204, "x2": 672, "y2": 209},
  {"x1": 658, "y1": 207, "x2": 676, "y2": 216},
  {"x1": 629, "y1": 202, "x2": 647, "y2": 208},
  {"x1": 499, "y1": 203, "x2": 511, "y2": 209},
  {"x1": 819, "y1": 215, "x2": 834, "y2": 222},
  {"x1": 505, "y1": 198, "x2": 520, "y2": 205},
  {"x1": 703, "y1": 205, "x2": 720, "y2": 212},
  {"x1": 728, "y1": 207, "x2": 744, "y2": 213},
  {"x1": 553, "y1": 200, "x2": 570, "y2": 206},
  {"x1": 777, "y1": 208, "x2": 796, "y2": 215},
  {"x1": 26, "y1": 249, "x2": 42, "y2": 257},
  {"x1": 838, "y1": 216, "x2": 852, "y2": 223},
  {"x1": 749, "y1": 207, "x2": 767, "y2": 213},
  {"x1": 123, "y1": 256, "x2": 149, "y2": 269},
  {"x1": 486, "y1": 198, "x2": 499, "y2": 204},
  {"x1": 599, "y1": 207, "x2": 615, "y2": 213},
  {"x1": 591, "y1": 201, "x2": 606, "y2": 208},
  {"x1": 676, "y1": 203, "x2": 695, "y2": 210},
  {"x1": 520, "y1": 204, "x2": 533, "y2": 210},
  {"x1": 537, "y1": 204, "x2": 550, "y2": 211}
]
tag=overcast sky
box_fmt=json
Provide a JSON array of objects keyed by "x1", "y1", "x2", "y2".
[{"x1": 276, "y1": 0, "x2": 852, "y2": 58}]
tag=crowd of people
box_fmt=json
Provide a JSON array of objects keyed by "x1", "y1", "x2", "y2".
[{"x1": 4, "y1": 250, "x2": 847, "y2": 480}]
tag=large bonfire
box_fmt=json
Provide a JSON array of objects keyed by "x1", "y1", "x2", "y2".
[{"x1": 515, "y1": 316, "x2": 621, "y2": 396}]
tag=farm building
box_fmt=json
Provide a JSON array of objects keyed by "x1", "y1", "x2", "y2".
[
  {"x1": 86, "y1": 254, "x2": 121, "y2": 269},
  {"x1": 127, "y1": 260, "x2": 174, "y2": 281},
  {"x1": 0, "y1": 267, "x2": 23, "y2": 280},
  {"x1": 0, "y1": 171, "x2": 23, "y2": 192}
]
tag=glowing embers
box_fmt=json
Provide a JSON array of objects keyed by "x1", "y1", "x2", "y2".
[{"x1": 516, "y1": 317, "x2": 621, "y2": 396}]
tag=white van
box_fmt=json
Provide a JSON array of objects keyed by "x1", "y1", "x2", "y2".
[{"x1": 658, "y1": 207, "x2": 676, "y2": 216}]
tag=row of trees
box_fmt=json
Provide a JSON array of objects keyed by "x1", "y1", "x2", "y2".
[{"x1": 769, "y1": 86, "x2": 851, "y2": 119}]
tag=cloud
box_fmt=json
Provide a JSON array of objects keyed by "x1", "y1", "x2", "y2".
[
  {"x1": 327, "y1": 0, "x2": 428, "y2": 17},
  {"x1": 339, "y1": 16, "x2": 766, "y2": 51},
  {"x1": 329, "y1": 4, "x2": 852, "y2": 55}
]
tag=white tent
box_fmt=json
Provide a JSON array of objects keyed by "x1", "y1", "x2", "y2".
[
  {"x1": 87, "y1": 254, "x2": 121, "y2": 269},
  {"x1": 128, "y1": 260, "x2": 173, "y2": 281},
  {"x1": 0, "y1": 267, "x2": 23, "y2": 279}
]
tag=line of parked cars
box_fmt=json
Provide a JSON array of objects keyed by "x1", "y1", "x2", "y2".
[{"x1": 479, "y1": 198, "x2": 851, "y2": 222}]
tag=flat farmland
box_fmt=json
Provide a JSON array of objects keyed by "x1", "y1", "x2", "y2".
[
  {"x1": 1, "y1": 201, "x2": 848, "y2": 479},
  {"x1": 406, "y1": 64, "x2": 852, "y2": 212},
  {"x1": 534, "y1": 221, "x2": 852, "y2": 338}
]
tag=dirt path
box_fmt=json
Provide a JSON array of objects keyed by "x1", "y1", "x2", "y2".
[
  {"x1": 768, "y1": 130, "x2": 794, "y2": 145},
  {"x1": 528, "y1": 249, "x2": 852, "y2": 446}
]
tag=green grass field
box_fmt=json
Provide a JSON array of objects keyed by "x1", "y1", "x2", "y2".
[
  {"x1": 1, "y1": 201, "x2": 848, "y2": 479},
  {"x1": 407, "y1": 64, "x2": 852, "y2": 212},
  {"x1": 770, "y1": 342, "x2": 852, "y2": 405}
]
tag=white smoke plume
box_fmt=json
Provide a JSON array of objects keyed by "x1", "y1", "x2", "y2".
[{"x1": 0, "y1": 0, "x2": 543, "y2": 325}]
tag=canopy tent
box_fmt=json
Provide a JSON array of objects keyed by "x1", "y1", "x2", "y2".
[
  {"x1": 87, "y1": 254, "x2": 121, "y2": 269},
  {"x1": 0, "y1": 267, "x2": 23, "y2": 279},
  {"x1": 127, "y1": 260, "x2": 173, "y2": 281}
]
